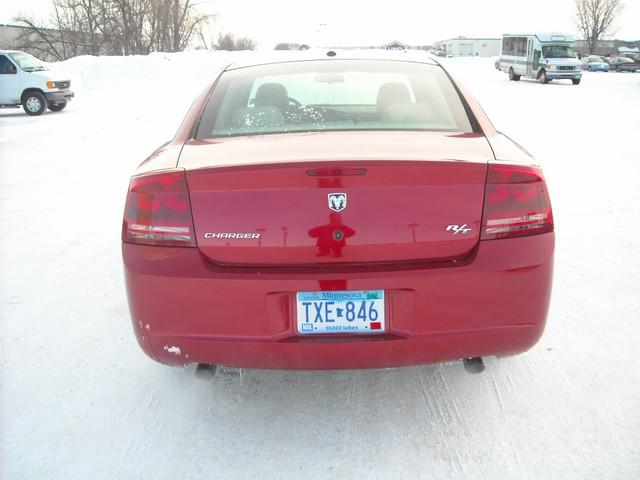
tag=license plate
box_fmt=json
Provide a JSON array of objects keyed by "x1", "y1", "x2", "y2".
[{"x1": 296, "y1": 290, "x2": 385, "y2": 335}]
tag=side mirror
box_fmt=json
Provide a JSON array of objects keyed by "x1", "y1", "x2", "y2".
[{"x1": 7, "y1": 64, "x2": 17, "y2": 74}]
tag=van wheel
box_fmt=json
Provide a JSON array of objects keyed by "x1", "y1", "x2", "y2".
[
  {"x1": 22, "y1": 91, "x2": 47, "y2": 116},
  {"x1": 508, "y1": 68, "x2": 521, "y2": 81},
  {"x1": 48, "y1": 101, "x2": 67, "y2": 112},
  {"x1": 538, "y1": 71, "x2": 549, "y2": 84},
  {"x1": 572, "y1": 78, "x2": 581, "y2": 85}
]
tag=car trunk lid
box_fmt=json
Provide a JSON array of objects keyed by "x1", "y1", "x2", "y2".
[{"x1": 182, "y1": 131, "x2": 492, "y2": 267}]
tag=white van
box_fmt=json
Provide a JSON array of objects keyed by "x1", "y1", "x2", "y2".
[
  {"x1": 0, "y1": 50, "x2": 74, "y2": 115},
  {"x1": 499, "y1": 33, "x2": 582, "y2": 85}
]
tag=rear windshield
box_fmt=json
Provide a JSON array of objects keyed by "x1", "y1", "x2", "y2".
[{"x1": 195, "y1": 60, "x2": 473, "y2": 139}]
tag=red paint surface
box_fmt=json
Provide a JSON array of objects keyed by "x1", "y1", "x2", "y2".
[
  {"x1": 122, "y1": 59, "x2": 554, "y2": 369},
  {"x1": 123, "y1": 232, "x2": 553, "y2": 368}
]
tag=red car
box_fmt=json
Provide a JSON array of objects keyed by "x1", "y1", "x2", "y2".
[{"x1": 122, "y1": 52, "x2": 554, "y2": 372}]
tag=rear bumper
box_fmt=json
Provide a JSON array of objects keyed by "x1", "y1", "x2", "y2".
[{"x1": 123, "y1": 233, "x2": 554, "y2": 369}]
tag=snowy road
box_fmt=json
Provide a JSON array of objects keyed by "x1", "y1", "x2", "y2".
[{"x1": 2, "y1": 54, "x2": 639, "y2": 479}]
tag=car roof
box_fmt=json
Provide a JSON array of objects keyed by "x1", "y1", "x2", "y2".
[{"x1": 225, "y1": 49, "x2": 441, "y2": 71}]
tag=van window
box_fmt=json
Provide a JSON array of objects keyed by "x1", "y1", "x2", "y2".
[
  {"x1": 502, "y1": 37, "x2": 526, "y2": 56},
  {"x1": 542, "y1": 46, "x2": 576, "y2": 59},
  {"x1": 0, "y1": 55, "x2": 17, "y2": 74},
  {"x1": 7, "y1": 52, "x2": 48, "y2": 72}
]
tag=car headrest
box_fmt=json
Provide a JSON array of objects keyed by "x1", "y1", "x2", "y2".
[
  {"x1": 254, "y1": 83, "x2": 289, "y2": 113},
  {"x1": 376, "y1": 82, "x2": 411, "y2": 113}
]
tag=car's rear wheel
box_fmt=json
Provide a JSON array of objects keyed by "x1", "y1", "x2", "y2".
[
  {"x1": 572, "y1": 78, "x2": 581, "y2": 85},
  {"x1": 538, "y1": 71, "x2": 549, "y2": 84},
  {"x1": 48, "y1": 101, "x2": 67, "y2": 112},
  {"x1": 508, "y1": 68, "x2": 521, "y2": 81},
  {"x1": 22, "y1": 91, "x2": 47, "y2": 116}
]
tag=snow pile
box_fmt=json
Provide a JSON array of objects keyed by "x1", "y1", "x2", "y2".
[
  {"x1": 47, "y1": 51, "x2": 235, "y2": 140},
  {"x1": 1, "y1": 53, "x2": 640, "y2": 479}
]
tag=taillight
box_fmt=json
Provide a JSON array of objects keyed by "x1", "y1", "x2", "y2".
[
  {"x1": 481, "y1": 163, "x2": 553, "y2": 240},
  {"x1": 122, "y1": 170, "x2": 196, "y2": 247}
]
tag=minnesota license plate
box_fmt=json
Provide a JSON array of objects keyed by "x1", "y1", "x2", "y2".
[{"x1": 296, "y1": 290, "x2": 385, "y2": 335}]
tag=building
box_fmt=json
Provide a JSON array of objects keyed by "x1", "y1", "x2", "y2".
[
  {"x1": 0, "y1": 23, "x2": 31, "y2": 49},
  {"x1": 0, "y1": 22, "x2": 71, "y2": 61},
  {"x1": 574, "y1": 39, "x2": 640, "y2": 57},
  {"x1": 433, "y1": 37, "x2": 501, "y2": 57},
  {"x1": 1, "y1": 21, "x2": 117, "y2": 60}
]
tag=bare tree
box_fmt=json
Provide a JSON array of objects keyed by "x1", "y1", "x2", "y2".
[
  {"x1": 15, "y1": 0, "x2": 117, "y2": 60},
  {"x1": 234, "y1": 36, "x2": 257, "y2": 51},
  {"x1": 14, "y1": 0, "x2": 211, "y2": 60},
  {"x1": 575, "y1": 0, "x2": 624, "y2": 54},
  {"x1": 213, "y1": 32, "x2": 256, "y2": 51},
  {"x1": 150, "y1": 0, "x2": 212, "y2": 53}
]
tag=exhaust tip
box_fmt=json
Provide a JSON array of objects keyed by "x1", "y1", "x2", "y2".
[
  {"x1": 195, "y1": 363, "x2": 217, "y2": 379},
  {"x1": 463, "y1": 357, "x2": 485, "y2": 374}
]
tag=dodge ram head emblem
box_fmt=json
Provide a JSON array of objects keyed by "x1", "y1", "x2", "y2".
[{"x1": 328, "y1": 193, "x2": 347, "y2": 212}]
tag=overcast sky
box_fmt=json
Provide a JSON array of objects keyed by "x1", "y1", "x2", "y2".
[{"x1": 1, "y1": 0, "x2": 639, "y2": 49}]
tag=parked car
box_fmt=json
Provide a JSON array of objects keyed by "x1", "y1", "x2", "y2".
[
  {"x1": 607, "y1": 56, "x2": 639, "y2": 72},
  {"x1": 494, "y1": 57, "x2": 501, "y2": 70},
  {"x1": 0, "y1": 49, "x2": 74, "y2": 115},
  {"x1": 274, "y1": 43, "x2": 310, "y2": 51},
  {"x1": 616, "y1": 52, "x2": 640, "y2": 63},
  {"x1": 582, "y1": 56, "x2": 609, "y2": 72},
  {"x1": 122, "y1": 51, "x2": 555, "y2": 373}
]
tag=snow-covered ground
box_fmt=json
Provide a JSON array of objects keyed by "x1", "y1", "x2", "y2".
[{"x1": 1, "y1": 53, "x2": 639, "y2": 479}]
